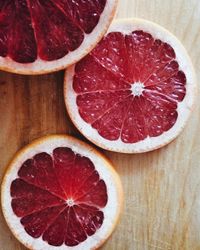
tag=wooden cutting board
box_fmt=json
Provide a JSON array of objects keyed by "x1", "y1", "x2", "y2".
[{"x1": 0, "y1": 0, "x2": 200, "y2": 249}]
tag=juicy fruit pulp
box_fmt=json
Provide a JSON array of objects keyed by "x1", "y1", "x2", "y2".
[
  {"x1": 73, "y1": 31, "x2": 186, "y2": 143},
  {"x1": 0, "y1": 0, "x2": 106, "y2": 63},
  {"x1": 11, "y1": 147, "x2": 108, "y2": 247}
]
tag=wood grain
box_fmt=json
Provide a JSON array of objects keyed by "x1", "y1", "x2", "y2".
[{"x1": 0, "y1": 0, "x2": 200, "y2": 249}]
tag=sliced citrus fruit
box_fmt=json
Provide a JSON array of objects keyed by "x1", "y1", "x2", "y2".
[
  {"x1": 0, "y1": 0, "x2": 117, "y2": 75},
  {"x1": 64, "y1": 18, "x2": 196, "y2": 153},
  {"x1": 1, "y1": 135, "x2": 123, "y2": 249}
]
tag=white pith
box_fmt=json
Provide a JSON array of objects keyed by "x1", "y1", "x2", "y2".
[
  {"x1": 131, "y1": 82, "x2": 144, "y2": 96},
  {"x1": 0, "y1": 0, "x2": 117, "y2": 75},
  {"x1": 64, "y1": 18, "x2": 196, "y2": 153},
  {"x1": 1, "y1": 135, "x2": 122, "y2": 250},
  {"x1": 66, "y1": 198, "x2": 75, "y2": 207}
]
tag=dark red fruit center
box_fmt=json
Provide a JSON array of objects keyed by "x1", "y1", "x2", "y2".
[
  {"x1": 11, "y1": 148, "x2": 108, "y2": 247},
  {"x1": 73, "y1": 31, "x2": 186, "y2": 143},
  {"x1": 0, "y1": 0, "x2": 106, "y2": 63}
]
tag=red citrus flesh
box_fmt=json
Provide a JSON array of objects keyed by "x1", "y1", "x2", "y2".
[
  {"x1": 0, "y1": 0, "x2": 106, "y2": 63},
  {"x1": 73, "y1": 31, "x2": 186, "y2": 143},
  {"x1": 10, "y1": 147, "x2": 108, "y2": 247}
]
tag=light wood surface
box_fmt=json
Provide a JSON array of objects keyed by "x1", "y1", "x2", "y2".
[{"x1": 0, "y1": 0, "x2": 200, "y2": 249}]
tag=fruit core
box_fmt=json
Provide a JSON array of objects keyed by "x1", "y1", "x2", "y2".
[
  {"x1": 66, "y1": 198, "x2": 75, "y2": 207},
  {"x1": 131, "y1": 82, "x2": 144, "y2": 96}
]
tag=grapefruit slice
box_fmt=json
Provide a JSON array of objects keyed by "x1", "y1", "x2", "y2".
[
  {"x1": 64, "y1": 18, "x2": 196, "y2": 153},
  {"x1": 1, "y1": 135, "x2": 123, "y2": 249},
  {"x1": 0, "y1": 0, "x2": 117, "y2": 75}
]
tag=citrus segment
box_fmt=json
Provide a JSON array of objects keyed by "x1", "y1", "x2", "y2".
[
  {"x1": 20, "y1": 205, "x2": 67, "y2": 239},
  {"x1": 65, "y1": 18, "x2": 196, "y2": 153},
  {"x1": 18, "y1": 153, "x2": 66, "y2": 199},
  {"x1": 11, "y1": 179, "x2": 65, "y2": 217},
  {"x1": 91, "y1": 32, "x2": 130, "y2": 80},
  {"x1": 28, "y1": 0, "x2": 83, "y2": 61},
  {"x1": 52, "y1": 0, "x2": 106, "y2": 34},
  {"x1": 77, "y1": 89, "x2": 131, "y2": 124},
  {"x1": 92, "y1": 95, "x2": 133, "y2": 141},
  {"x1": 73, "y1": 54, "x2": 130, "y2": 93},
  {"x1": 1, "y1": 135, "x2": 122, "y2": 249},
  {"x1": 0, "y1": 0, "x2": 117, "y2": 74},
  {"x1": 0, "y1": 0, "x2": 37, "y2": 63}
]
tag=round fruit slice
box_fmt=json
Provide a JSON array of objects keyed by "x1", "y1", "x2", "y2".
[
  {"x1": 0, "y1": 0, "x2": 117, "y2": 75},
  {"x1": 1, "y1": 135, "x2": 123, "y2": 249},
  {"x1": 64, "y1": 18, "x2": 196, "y2": 153}
]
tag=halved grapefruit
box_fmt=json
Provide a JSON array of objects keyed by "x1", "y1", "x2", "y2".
[
  {"x1": 1, "y1": 135, "x2": 123, "y2": 249},
  {"x1": 64, "y1": 18, "x2": 196, "y2": 153},
  {"x1": 0, "y1": 0, "x2": 117, "y2": 75}
]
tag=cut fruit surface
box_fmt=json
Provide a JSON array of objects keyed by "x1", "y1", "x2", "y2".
[
  {"x1": 64, "y1": 18, "x2": 196, "y2": 153},
  {"x1": 1, "y1": 135, "x2": 123, "y2": 249},
  {"x1": 0, "y1": 0, "x2": 117, "y2": 75}
]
